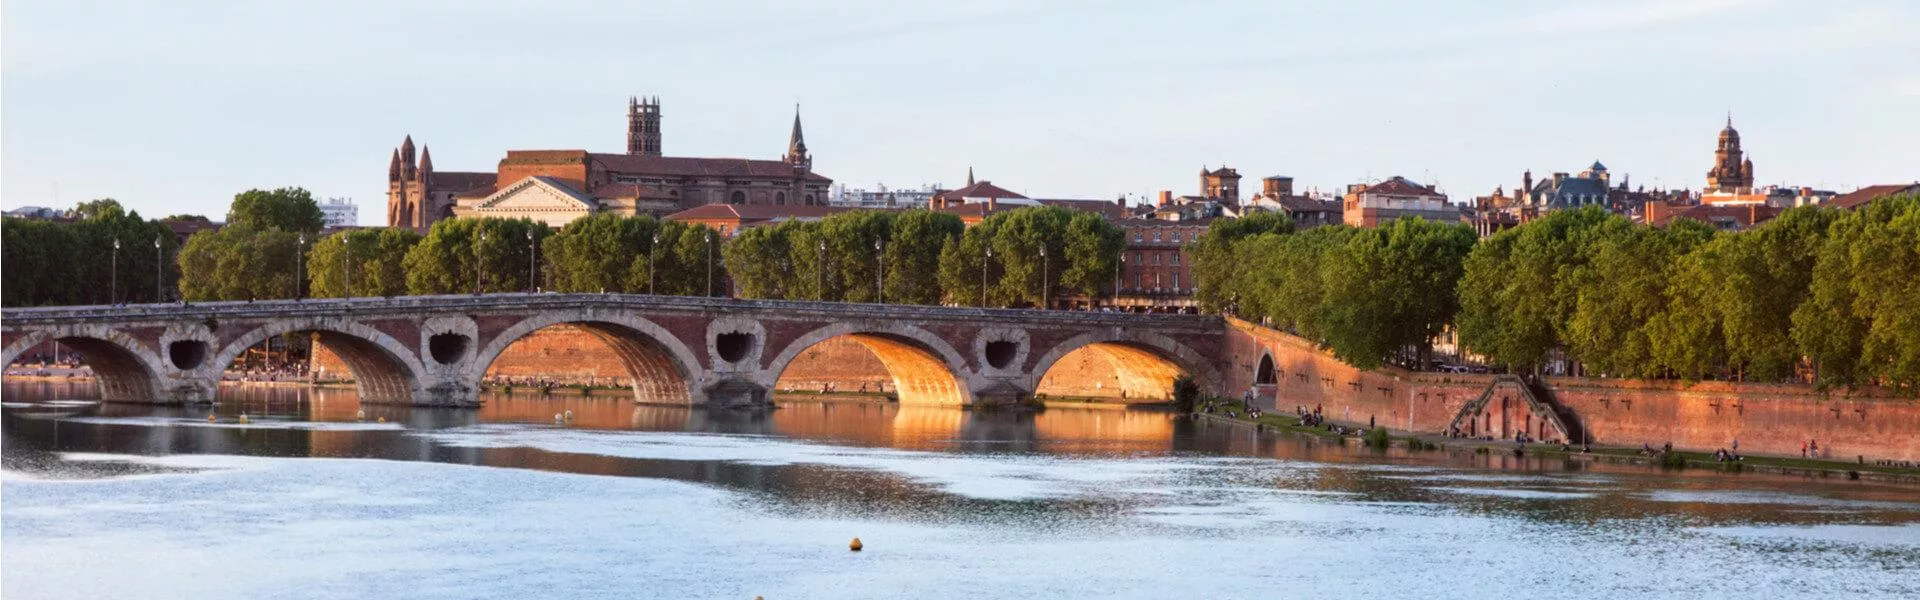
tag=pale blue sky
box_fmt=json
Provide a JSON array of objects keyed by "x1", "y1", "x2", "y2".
[{"x1": 5, "y1": 0, "x2": 1916, "y2": 224}]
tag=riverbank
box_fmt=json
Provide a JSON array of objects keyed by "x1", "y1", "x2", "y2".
[{"x1": 1192, "y1": 408, "x2": 1920, "y2": 485}]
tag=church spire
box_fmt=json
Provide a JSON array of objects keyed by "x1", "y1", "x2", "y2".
[
  {"x1": 967, "y1": 166, "x2": 975, "y2": 187},
  {"x1": 784, "y1": 104, "x2": 810, "y2": 169}
]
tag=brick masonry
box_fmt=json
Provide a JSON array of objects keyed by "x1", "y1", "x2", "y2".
[{"x1": 1223, "y1": 318, "x2": 1920, "y2": 463}]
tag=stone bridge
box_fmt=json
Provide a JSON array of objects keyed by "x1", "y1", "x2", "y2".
[{"x1": 1, "y1": 294, "x2": 1227, "y2": 408}]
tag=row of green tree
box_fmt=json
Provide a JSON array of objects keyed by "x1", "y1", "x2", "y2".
[
  {"x1": 1457, "y1": 199, "x2": 1920, "y2": 390},
  {"x1": 1193, "y1": 197, "x2": 1920, "y2": 391},
  {"x1": 1189, "y1": 212, "x2": 1478, "y2": 370},
  {"x1": 2, "y1": 200, "x2": 181, "y2": 307}
]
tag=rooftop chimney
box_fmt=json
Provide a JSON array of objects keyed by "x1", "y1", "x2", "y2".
[{"x1": 1158, "y1": 190, "x2": 1173, "y2": 206}]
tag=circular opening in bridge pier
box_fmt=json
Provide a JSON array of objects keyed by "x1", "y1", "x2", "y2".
[
  {"x1": 429, "y1": 333, "x2": 470, "y2": 365},
  {"x1": 168, "y1": 340, "x2": 208, "y2": 370},
  {"x1": 984, "y1": 341, "x2": 1019, "y2": 370},
  {"x1": 715, "y1": 332, "x2": 754, "y2": 364}
]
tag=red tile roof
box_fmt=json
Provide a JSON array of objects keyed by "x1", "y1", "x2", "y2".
[
  {"x1": 1358, "y1": 176, "x2": 1441, "y2": 197},
  {"x1": 429, "y1": 171, "x2": 496, "y2": 193},
  {"x1": 933, "y1": 181, "x2": 1027, "y2": 201},
  {"x1": 1651, "y1": 203, "x2": 1781, "y2": 228},
  {"x1": 1829, "y1": 183, "x2": 1920, "y2": 210},
  {"x1": 590, "y1": 153, "x2": 830, "y2": 182},
  {"x1": 665, "y1": 203, "x2": 857, "y2": 222}
]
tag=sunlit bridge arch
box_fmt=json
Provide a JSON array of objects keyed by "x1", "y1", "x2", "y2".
[
  {"x1": 215, "y1": 319, "x2": 424, "y2": 404},
  {"x1": 1032, "y1": 331, "x2": 1222, "y2": 402},
  {"x1": 766, "y1": 323, "x2": 973, "y2": 406},
  {"x1": 471, "y1": 313, "x2": 700, "y2": 405},
  {"x1": 2, "y1": 326, "x2": 168, "y2": 402}
]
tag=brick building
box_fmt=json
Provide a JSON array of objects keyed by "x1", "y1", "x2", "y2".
[
  {"x1": 387, "y1": 97, "x2": 833, "y2": 229},
  {"x1": 1342, "y1": 176, "x2": 1457, "y2": 228}
]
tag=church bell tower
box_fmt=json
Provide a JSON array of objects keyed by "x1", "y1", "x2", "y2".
[{"x1": 627, "y1": 96, "x2": 662, "y2": 156}]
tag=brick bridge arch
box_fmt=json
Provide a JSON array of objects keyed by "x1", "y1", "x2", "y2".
[
  {"x1": 762, "y1": 322, "x2": 974, "y2": 405},
  {"x1": 214, "y1": 317, "x2": 426, "y2": 404},
  {"x1": 1029, "y1": 330, "x2": 1225, "y2": 402},
  {"x1": 472, "y1": 311, "x2": 703, "y2": 405},
  {"x1": 1, "y1": 325, "x2": 173, "y2": 402}
]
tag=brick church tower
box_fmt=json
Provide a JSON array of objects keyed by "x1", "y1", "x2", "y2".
[
  {"x1": 628, "y1": 96, "x2": 662, "y2": 156},
  {"x1": 1706, "y1": 115, "x2": 1754, "y2": 193}
]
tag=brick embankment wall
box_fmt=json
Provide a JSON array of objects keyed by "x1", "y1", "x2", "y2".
[{"x1": 1223, "y1": 318, "x2": 1920, "y2": 463}]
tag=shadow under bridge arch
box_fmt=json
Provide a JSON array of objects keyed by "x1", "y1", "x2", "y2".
[
  {"x1": 768, "y1": 324, "x2": 973, "y2": 406},
  {"x1": 217, "y1": 319, "x2": 424, "y2": 404},
  {"x1": 3, "y1": 328, "x2": 169, "y2": 402},
  {"x1": 472, "y1": 315, "x2": 699, "y2": 405},
  {"x1": 1033, "y1": 333, "x2": 1222, "y2": 403}
]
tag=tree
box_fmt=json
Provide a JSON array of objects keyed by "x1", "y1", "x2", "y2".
[
  {"x1": 937, "y1": 220, "x2": 997, "y2": 307},
  {"x1": 71, "y1": 198, "x2": 127, "y2": 221},
  {"x1": 543, "y1": 214, "x2": 660, "y2": 293},
  {"x1": 624, "y1": 220, "x2": 723, "y2": 296},
  {"x1": 1713, "y1": 206, "x2": 1838, "y2": 381},
  {"x1": 1314, "y1": 217, "x2": 1476, "y2": 369},
  {"x1": 1566, "y1": 217, "x2": 1715, "y2": 377},
  {"x1": 1189, "y1": 211, "x2": 1294, "y2": 313},
  {"x1": 820, "y1": 210, "x2": 895, "y2": 303},
  {"x1": 177, "y1": 225, "x2": 300, "y2": 301},
  {"x1": 884, "y1": 210, "x2": 965, "y2": 305},
  {"x1": 724, "y1": 220, "x2": 802, "y2": 299},
  {"x1": 307, "y1": 228, "x2": 421, "y2": 297},
  {"x1": 930, "y1": 206, "x2": 1123, "y2": 308},
  {"x1": 403, "y1": 217, "x2": 550, "y2": 295},
  {"x1": 228, "y1": 187, "x2": 324, "y2": 234},
  {"x1": 1456, "y1": 206, "x2": 1613, "y2": 370},
  {"x1": 1059, "y1": 212, "x2": 1126, "y2": 303},
  {"x1": 1793, "y1": 194, "x2": 1920, "y2": 391}
]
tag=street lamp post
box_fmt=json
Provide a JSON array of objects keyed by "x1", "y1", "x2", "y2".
[
  {"x1": 342, "y1": 236, "x2": 352, "y2": 298},
  {"x1": 293, "y1": 234, "x2": 304, "y2": 300},
  {"x1": 111, "y1": 238, "x2": 121, "y2": 305},
  {"x1": 874, "y1": 238, "x2": 884, "y2": 304},
  {"x1": 981, "y1": 246, "x2": 992, "y2": 308},
  {"x1": 1114, "y1": 254, "x2": 1125, "y2": 311},
  {"x1": 817, "y1": 239, "x2": 828, "y2": 301},
  {"x1": 706, "y1": 231, "x2": 716, "y2": 297},
  {"x1": 475, "y1": 229, "x2": 487, "y2": 295},
  {"x1": 154, "y1": 236, "x2": 164, "y2": 303},
  {"x1": 526, "y1": 230, "x2": 536, "y2": 293},
  {"x1": 1039, "y1": 246, "x2": 1048, "y2": 310},
  {"x1": 649, "y1": 232, "x2": 660, "y2": 295}
]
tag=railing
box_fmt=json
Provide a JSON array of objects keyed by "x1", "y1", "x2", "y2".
[{"x1": 0, "y1": 293, "x2": 1225, "y2": 330}]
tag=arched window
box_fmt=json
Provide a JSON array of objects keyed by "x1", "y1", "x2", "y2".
[
  {"x1": 804, "y1": 194, "x2": 815, "y2": 205},
  {"x1": 730, "y1": 190, "x2": 746, "y2": 205},
  {"x1": 775, "y1": 192, "x2": 786, "y2": 205}
]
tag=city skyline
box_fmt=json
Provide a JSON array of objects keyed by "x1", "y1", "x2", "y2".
[{"x1": 5, "y1": 0, "x2": 1917, "y2": 225}]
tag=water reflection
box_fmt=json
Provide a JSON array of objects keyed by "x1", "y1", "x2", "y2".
[{"x1": 5, "y1": 381, "x2": 1919, "y2": 531}]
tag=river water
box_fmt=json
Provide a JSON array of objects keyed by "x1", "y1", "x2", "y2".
[{"x1": 4, "y1": 380, "x2": 1918, "y2": 599}]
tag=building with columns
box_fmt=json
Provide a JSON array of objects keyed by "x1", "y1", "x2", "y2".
[{"x1": 387, "y1": 97, "x2": 833, "y2": 229}]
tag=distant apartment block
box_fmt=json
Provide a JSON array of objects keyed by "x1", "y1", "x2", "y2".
[{"x1": 319, "y1": 197, "x2": 358, "y2": 228}]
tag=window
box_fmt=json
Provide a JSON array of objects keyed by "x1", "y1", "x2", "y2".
[
  {"x1": 1134, "y1": 252, "x2": 1142, "y2": 264},
  {"x1": 1153, "y1": 254, "x2": 1161, "y2": 265},
  {"x1": 729, "y1": 190, "x2": 746, "y2": 205},
  {"x1": 805, "y1": 194, "x2": 815, "y2": 205},
  {"x1": 1153, "y1": 231, "x2": 1161, "y2": 242},
  {"x1": 1172, "y1": 272, "x2": 1181, "y2": 291},
  {"x1": 1134, "y1": 273, "x2": 1142, "y2": 289},
  {"x1": 1172, "y1": 232, "x2": 1181, "y2": 243},
  {"x1": 775, "y1": 192, "x2": 786, "y2": 205},
  {"x1": 1134, "y1": 232, "x2": 1143, "y2": 242},
  {"x1": 1171, "y1": 253, "x2": 1180, "y2": 266}
]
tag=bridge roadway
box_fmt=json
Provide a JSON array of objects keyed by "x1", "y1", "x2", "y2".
[{"x1": 1, "y1": 294, "x2": 1228, "y2": 408}]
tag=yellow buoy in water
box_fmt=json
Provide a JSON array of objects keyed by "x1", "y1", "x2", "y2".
[
  {"x1": 849, "y1": 537, "x2": 863, "y2": 552},
  {"x1": 237, "y1": 413, "x2": 250, "y2": 424}
]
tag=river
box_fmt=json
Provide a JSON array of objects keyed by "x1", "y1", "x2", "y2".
[{"x1": 4, "y1": 380, "x2": 1918, "y2": 599}]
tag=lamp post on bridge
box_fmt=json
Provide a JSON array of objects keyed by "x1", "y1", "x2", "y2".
[
  {"x1": 705, "y1": 230, "x2": 716, "y2": 297},
  {"x1": 981, "y1": 246, "x2": 992, "y2": 308},
  {"x1": 154, "y1": 236, "x2": 164, "y2": 303},
  {"x1": 1039, "y1": 245, "x2": 1048, "y2": 310},
  {"x1": 293, "y1": 234, "x2": 304, "y2": 300},
  {"x1": 526, "y1": 230, "x2": 537, "y2": 293},
  {"x1": 343, "y1": 236, "x2": 353, "y2": 299},
  {"x1": 817, "y1": 239, "x2": 828, "y2": 301},
  {"x1": 111, "y1": 238, "x2": 121, "y2": 305},
  {"x1": 475, "y1": 229, "x2": 487, "y2": 295},
  {"x1": 874, "y1": 238, "x2": 884, "y2": 304},
  {"x1": 649, "y1": 231, "x2": 660, "y2": 295},
  {"x1": 1113, "y1": 253, "x2": 1125, "y2": 311}
]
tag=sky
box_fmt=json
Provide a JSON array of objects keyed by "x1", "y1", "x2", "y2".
[{"x1": 4, "y1": 0, "x2": 1917, "y2": 225}]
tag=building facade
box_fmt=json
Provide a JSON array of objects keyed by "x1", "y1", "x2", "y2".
[
  {"x1": 319, "y1": 197, "x2": 358, "y2": 228},
  {"x1": 389, "y1": 97, "x2": 833, "y2": 229},
  {"x1": 1342, "y1": 176, "x2": 1456, "y2": 227}
]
